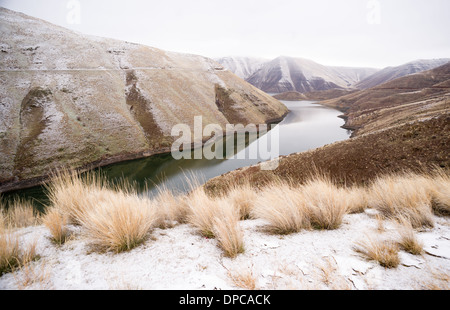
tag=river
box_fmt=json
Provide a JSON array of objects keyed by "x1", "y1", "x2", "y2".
[{"x1": 3, "y1": 100, "x2": 351, "y2": 209}]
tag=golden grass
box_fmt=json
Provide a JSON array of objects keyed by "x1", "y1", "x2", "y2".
[
  {"x1": 396, "y1": 218, "x2": 424, "y2": 255},
  {"x1": 186, "y1": 188, "x2": 221, "y2": 238},
  {"x1": 153, "y1": 186, "x2": 190, "y2": 228},
  {"x1": 429, "y1": 171, "x2": 450, "y2": 216},
  {"x1": 42, "y1": 208, "x2": 69, "y2": 245},
  {"x1": 368, "y1": 173, "x2": 435, "y2": 228},
  {"x1": 354, "y1": 237, "x2": 400, "y2": 268},
  {"x1": 78, "y1": 192, "x2": 156, "y2": 253},
  {"x1": 0, "y1": 231, "x2": 39, "y2": 276},
  {"x1": 301, "y1": 177, "x2": 349, "y2": 230},
  {"x1": 253, "y1": 180, "x2": 310, "y2": 234},
  {"x1": 213, "y1": 200, "x2": 245, "y2": 258},
  {"x1": 45, "y1": 170, "x2": 105, "y2": 225},
  {"x1": 227, "y1": 269, "x2": 257, "y2": 290},
  {"x1": 0, "y1": 197, "x2": 39, "y2": 229},
  {"x1": 225, "y1": 182, "x2": 258, "y2": 220}
]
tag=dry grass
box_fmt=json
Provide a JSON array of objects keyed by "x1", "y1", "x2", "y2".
[
  {"x1": 0, "y1": 198, "x2": 39, "y2": 229},
  {"x1": 396, "y1": 218, "x2": 424, "y2": 255},
  {"x1": 186, "y1": 188, "x2": 222, "y2": 238},
  {"x1": 42, "y1": 208, "x2": 69, "y2": 245},
  {"x1": 46, "y1": 169, "x2": 112, "y2": 226},
  {"x1": 345, "y1": 186, "x2": 369, "y2": 214},
  {"x1": 213, "y1": 200, "x2": 245, "y2": 258},
  {"x1": 301, "y1": 177, "x2": 349, "y2": 230},
  {"x1": 225, "y1": 182, "x2": 258, "y2": 220},
  {"x1": 368, "y1": 173, "x2": 435, "y2": 229},
  {"x1": 153, "y1": 186, "x2": 190, "y2": 228},
  {"x1": 227, "y1": 268, "x2": 257, "y2": 290},
  {"x1": 253, "y1": 180, "x2": 310, "y2": 235},
  {"x1": 78, "y1": 192, "x2": 156, "y2": 253},
  {"x1": 354, "y1": 236, "x2": 400, "y2": 269},
  {"x1": 0, "y1": 231, "x2": 39, "y2": 276},
  {"x1": 429, "y1": 171, "x2": 450, "y2": 216}
]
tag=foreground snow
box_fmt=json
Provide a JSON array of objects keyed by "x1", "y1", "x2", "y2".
[{"x1": 1, "y1": 210, "x2": 449, "y2": 290}]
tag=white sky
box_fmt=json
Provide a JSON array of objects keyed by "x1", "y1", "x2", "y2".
[{"x1": 1, "y1": 0, "x2": 449, "y2": 68}]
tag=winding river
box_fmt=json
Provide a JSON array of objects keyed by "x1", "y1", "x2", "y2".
[{"x1": 4, "y1": 100, "x2": 351, "y2": 209}]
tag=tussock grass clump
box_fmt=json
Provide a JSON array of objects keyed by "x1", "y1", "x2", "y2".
[
  {"x1": 46, "y1": 170, "x2": 107, "y2": 226},
  {"x1": 253, "y1": 180, "x2": 310, "y2": 235},
  {"x1": 301, "y1": 177, "x2": 349, "y2": 230},
  {"x1": 153, "y1": 186, "x2": 190, "y2": 228},
  {"x1": 354, "y1": 237, "x2": 400, "y2": 269},
  {"x1": 213, "y1": 200, "x2": 245, "y2": 258},
  {"x1": 42, "y1": 208, "x2": 69, "y2": 245},
  {"x1": 396, "y1": 218, "x2": 424, "y2": 255},
  {"x1": 0, "y1": 198, "x2": 39, "y2": 229},
  {"x1": 78, "y1": 192, "x2": 156, "y2": 253},
  {"x1": 344, "y1": 187, "x2": 369, "y2": 214},
  {"x1": 368, "y1": 173, "x2": 434, "y2": 229},
  {"x1": 0, "y1": 232, "x2": 39, "y2": 276},
  {"x1": 225, "y1": 182, "x2": 258, "y2": 220},
  {"x1": 429, "y1": 171, "x2": 450, "y2": 216},
  {"x1": 186, "y1": 188, "x2": 222, "y2": 238}
]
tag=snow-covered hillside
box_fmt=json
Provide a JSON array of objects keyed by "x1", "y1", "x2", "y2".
[
  {"x1": 355, "y1": 59, "x2": 450, "y2": 89},
  {"x1": 0, "y1": 7, "x2": 288, "y2": 192},
  {"x1": 215, "y1": 56, "x2": 269, "y2": 80}
]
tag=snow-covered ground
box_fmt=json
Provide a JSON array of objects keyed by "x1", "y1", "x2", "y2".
[{"x1": 1, "y1": 210, "x2": 449, "y2": 290}]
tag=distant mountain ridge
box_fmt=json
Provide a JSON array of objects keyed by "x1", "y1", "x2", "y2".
[
  {"x1": 216, "y1": 56, "x2": 379, "y2": 93},
  {"x1": 355, "y1": 58, "x2": 450, "y2": 89},
  {"x1": 217, "y1": 56, "x2": 450, "y2": 95}
]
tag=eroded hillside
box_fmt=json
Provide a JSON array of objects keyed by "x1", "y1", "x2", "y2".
[{"x1": 0, "y1": 8, "x2": 288, "y2": 192}]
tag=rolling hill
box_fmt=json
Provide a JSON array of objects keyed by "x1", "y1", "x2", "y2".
[{"x1": 0, "y1": 8, "x2": 288, "y2": 192}]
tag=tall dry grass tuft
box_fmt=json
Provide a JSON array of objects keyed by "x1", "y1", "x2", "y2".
[
  {"x1": 0, "y1": 231, "x2": 39, "y2": 276},
  {"x1": 153, "y1": 186, "x2": 190, "y2": 228},
  {"x1": 78, "y1": 192, "x2": 156, "y2": 253},
  {"x1": 301, "y1": 176, "x2": 349, "y2": 230},
  {"x1": 186, "y1": 188, "x2": 221, "y2": 238},
  {"x1": 213, "y1": 200, "x2": 245, "y2": 258},
  {"x1": 42, "y1": 208, "x2": 69, "y2": 245},
  {"x1": 0, "y1": 198, "x2": 39, "y2": 229},
  {"x1": 45, "y1": 169, "x2": 107, "y2": 225},
  {"x1": 354, "y1": 236, "x2": 400, "y2": 269},
  {"x1": 225, "y1": 182, "x2": 258, "y2": 220},
  {"x1": 345, "y1": 186, "x2": 369, "y2": 214},
  {"x1": 428, "y1": 171, "x2": 450, "y2": 216},
  {"x1": 396, "y1": 217, "x2": 424, "y2": 255},
  {"x1": 368, "y1": 173, "x2": 434, "y2": 229},
  {"x1": 252, "y1": 180, "x2": 310, "y2": 235}
]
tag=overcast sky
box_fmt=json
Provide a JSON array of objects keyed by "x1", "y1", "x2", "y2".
[{"x1": 1, "y1": 0, "x2": 449, "y2": 68}]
